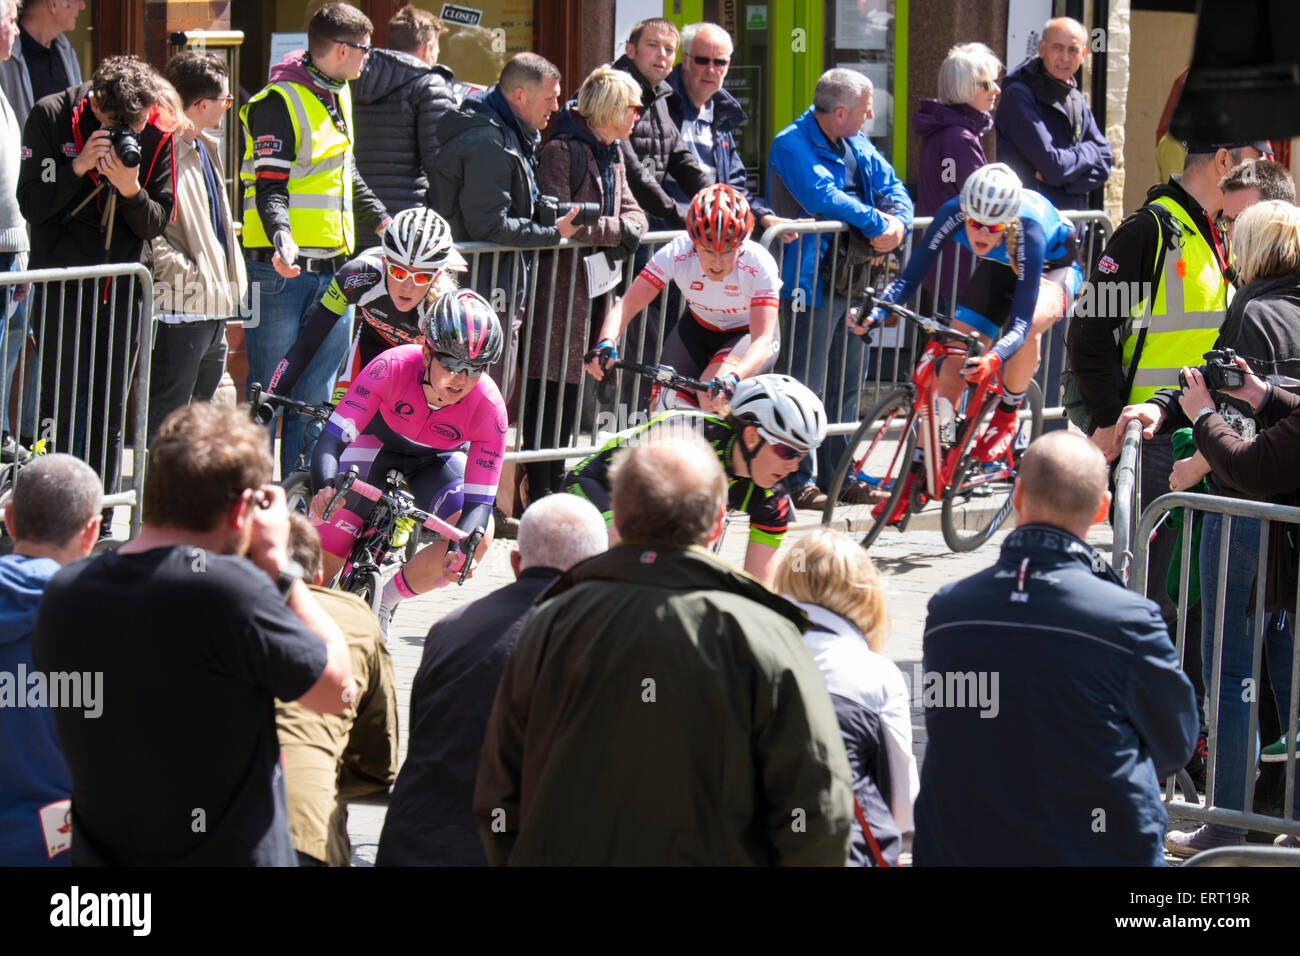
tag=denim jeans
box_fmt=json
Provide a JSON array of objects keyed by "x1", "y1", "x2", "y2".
[
  {"x1": 0, "y1": 253, "x2": 37, "y2": 439},
  {"x1": 1199, "y1": 513, "x2": 1298, "y2": 825},
  {"x1": 783, "y1": 297, "x2": 870, "y2": 491},
  {"x1": 243, "y1": 259, "x2": 351, "y2": 477}
]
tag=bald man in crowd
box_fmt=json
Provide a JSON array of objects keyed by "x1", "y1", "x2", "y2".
[
  {"x1": 474, "y1": 434, "x2": 854, "y2": 865},
  {"x1": 995, "y1": 16, "x2": 1112, "y2": 209},
  {"x1": 914, "y1": 432, "x2": 1198, "y2": 865}
]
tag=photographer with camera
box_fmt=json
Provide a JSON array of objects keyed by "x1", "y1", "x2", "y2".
[
  {"x1": 17, "y1": 54, "x2": 178, "y2": 518},
  {"x1": 1118, "y1": 198, "x2": 1300, "y2": 855},
  {"x1": 521, "y1": 65, "x2": 646, "y2": 499}
]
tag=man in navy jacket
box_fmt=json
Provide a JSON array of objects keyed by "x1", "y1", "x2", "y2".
[
  {"x1": 914, "y1": 432, "x2": 1198, "y2": 865},
  {"x1": 767, "y1": 68, "x2": 913, "y2": 507},
  {"x1": 995, "y1": 17, "x2": 1112, "y2": 211}
]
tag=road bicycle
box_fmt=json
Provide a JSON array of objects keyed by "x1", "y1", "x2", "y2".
[
  {"x1": 318, "y1": 467, "x2": 475, "y2": 611},
  {"x1": 823, "y1": 295, "x2": 1043, "y2": 552}
]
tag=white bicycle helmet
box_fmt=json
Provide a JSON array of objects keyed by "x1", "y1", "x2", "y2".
[
  {"x1": 382, "y1": 207, "x2": 466, "y2": 271},
  {"x1": 729, "y1": 374, "x2": 828, "y2": 453},
  {"x1": 959, "y1": 162, "x2": 1023, "y2": 226}
]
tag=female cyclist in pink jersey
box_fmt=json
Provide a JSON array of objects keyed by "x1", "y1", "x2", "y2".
[
  {"x1": 307, "y1": 289, "x2": 506, "y2": 637},
  {"x1": 584, "y1": 184, "x2": 782, "y2": 411}
]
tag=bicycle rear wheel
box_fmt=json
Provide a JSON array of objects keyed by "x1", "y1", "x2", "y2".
[
  {"x1": 823, "y1": 387, "x2": 919, "y2": 550},
  {"x1": 940, "y1": 380, "x2": 1044, "y2": 552}
]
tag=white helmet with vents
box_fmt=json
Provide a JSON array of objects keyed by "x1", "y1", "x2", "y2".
[
  {"x1": 729, "y1": 375, "x2": 828, "y2": 453},
  {"x1": 959, "y1": 162, "x2": 1023, "y2": 227},
  {"x1": 381, "y1": 207, "x2": 466, "y2": 271}
]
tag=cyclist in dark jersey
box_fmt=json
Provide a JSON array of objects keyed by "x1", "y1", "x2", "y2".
[
  {"x1": 268, "y1": 207, "x2": 464, "y2": 400},
  {"x1": 868, "y1": 163, "x2": 1083, "y2": 462},
  {"x1": 564, "y1": 374, "x2": 826, "y2": 586}
]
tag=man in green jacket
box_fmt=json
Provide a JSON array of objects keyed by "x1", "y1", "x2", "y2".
[{"x1": 474, "y1": 430, "x2": 854, "y2": 865}]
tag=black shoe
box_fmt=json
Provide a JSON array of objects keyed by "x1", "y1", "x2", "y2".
[{"x1": 0, "y1": 433, "x2": 28, "y2": 463}]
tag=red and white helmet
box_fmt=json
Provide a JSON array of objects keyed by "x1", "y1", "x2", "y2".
[{"x1": 686, "y1": 183, "x2": 754, "y2": 253}]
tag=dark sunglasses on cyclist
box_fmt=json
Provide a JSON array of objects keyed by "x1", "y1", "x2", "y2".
[
  {"x1": 692, "y1": 55, "x2": 729, "y2": 69},
  {"x1": 430, "y1": 350, "x2": 488, "y2": 377},
  {"x1": 965, "y1": 215, "x2": 1007, "y2": 235},
  {"x1": 387, "y1": 262, "x2": 440, "y2": 286},
  {"x1": 763, "y1": 439, "x2": 803, "y2": 461}
]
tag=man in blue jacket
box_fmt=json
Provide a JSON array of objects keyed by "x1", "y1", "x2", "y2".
[
  {"x1": 994, "y1": 17, "x2": 1112, "y2": 211},
  {"x1": 0, "y1": 454, "x2": 102, "y2": 866},
  {"x1": 914, "y1": 432, "x2": 1198, "y2": 865},
  {"x1": 767, "y1": 68, "x2": 913, "y2": 507}
]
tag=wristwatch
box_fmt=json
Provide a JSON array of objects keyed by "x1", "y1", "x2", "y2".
[
  {"x1": 1194, "y1": 406, "x2": 1217, "y2": 424},
  {"x1": 276, "y1": 559, "x2": 306, "y2": 600}
]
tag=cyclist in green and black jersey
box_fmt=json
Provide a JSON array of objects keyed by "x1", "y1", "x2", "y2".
[{"x1": 564, "y1": 374, "x2": 826, "y2": 586}]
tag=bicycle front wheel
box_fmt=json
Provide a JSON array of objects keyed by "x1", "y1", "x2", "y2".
[
  {"x1": 940, "y1": 380, "x2": 1044, "y2": 552},
  {"x1": 823, "y1": 387, "x2": 919, "y2": 550},
  {"x1": 281, "y1": 471, "x2": 314, "y2": 516},
  {"x1": 342, "y1": 568, "x2": 383, "y2": 613}
]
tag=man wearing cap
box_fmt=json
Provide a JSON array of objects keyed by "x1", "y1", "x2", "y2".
[{"x1": 1065, "y1": 140, "x2": 1267, "y2": 682}]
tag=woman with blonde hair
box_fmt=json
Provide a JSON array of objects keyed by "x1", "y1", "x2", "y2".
[
  {"x1": 774, "y1": 529, "x2": 918, "y2": 866},
  {"x1": 1132, "y1": 195, "x2": 1300, "y2": 856},
  {"x1": 522, "y1": 65, "x2": 648, "y2": 500}
]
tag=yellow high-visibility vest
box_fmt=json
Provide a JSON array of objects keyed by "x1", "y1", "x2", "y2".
[
  {"x1": 239, "y1": 80, "x2": 355, "y2": 255},
  {"x1": 1121, "y1": 195, "x2": 1229, "y2": 405}
]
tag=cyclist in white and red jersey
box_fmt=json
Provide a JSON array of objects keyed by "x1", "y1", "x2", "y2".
[
  {"x1": 584, "y1": 183, "x2": 782, "y2": 410},
  {"x1": 308, "y1": 289, "x2": 505, "y2": 637}
]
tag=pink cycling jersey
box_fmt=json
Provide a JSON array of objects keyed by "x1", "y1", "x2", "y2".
[{"x1": 320, "y1": 345, "x2": 507, "y2": 515}]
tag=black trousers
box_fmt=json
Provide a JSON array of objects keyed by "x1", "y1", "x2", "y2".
[
  {"x1": 146, "y1": 319, "x2": 228, "y2": 442},
  {"x1": 520, "y1": 378, "x2": 579, "y2": 500}
]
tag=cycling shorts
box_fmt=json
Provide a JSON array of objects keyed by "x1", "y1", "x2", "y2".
[
  {"x1": 955, "y1": 258, "x2": 1083, "y2": 341},
  {"x1": 313, "y1": 446, "x2": 465, "y2": 558},
  {"x1": 655, "y1": 317, "x2": 780, "y2": 409}
]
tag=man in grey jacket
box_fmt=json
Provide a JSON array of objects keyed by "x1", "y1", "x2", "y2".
[
  {"x1": 0, "y1": 0, "x2": 82, "y2": 129},
  {"x1": 474, "y1": 433, "x2": 854, "y2": 865}
]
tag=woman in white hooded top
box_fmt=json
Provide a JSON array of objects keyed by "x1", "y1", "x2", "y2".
[{"x1": 776, "y1": 529, "x2": 918, "y2": 866}]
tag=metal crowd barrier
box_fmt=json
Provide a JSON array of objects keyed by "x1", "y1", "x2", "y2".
[
  {"x1": 1110, "y1": 419, "x2": 1145, "y2": 581},
  {"x1": 453, "y1": 209, "x2": 1114, "y2": 480},
  {"x1": 0, "y1": 264, "x2": 151, "y2": 536},
  {"x1": 1131, "y1": 491, "x2": 1300, "y2": 840}
]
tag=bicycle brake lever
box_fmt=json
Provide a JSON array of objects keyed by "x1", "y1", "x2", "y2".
[
  {"x1": 455, "y1": 529, "x2": 484, "y2": 586},
  {"x1": 323, "y1": 468, "x2": 358, "y2": 522}
]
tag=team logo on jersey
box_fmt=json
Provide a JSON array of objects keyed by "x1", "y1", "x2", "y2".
[
  {"x1": 343, "y1": 273, "x2": 369, "y2": 290},
  {"x1": 367, "y1": 359, "x2": 388, "y2": 379},
  {"x1": 253, "y1": 135, "x2": 283, "y2": 156},
  {"x1": 494, "y1": 410, "x2": 507, "y2": 435},
  {"x1": 354, "y1": 385, "x2": 371, "y2": 398},
  {"x1": 1098, "y1": 255, "x2": 1119, "y2": 274},
  {"x1": 724, "y1": 284, "x2": 740, "y2": 296},
  {"x1": 392, "y1": 400, "x2": 415, "y2": 418},
  {"x1": 428, "y1": 422, "x2": 463, "y2": 443},
  {"x1": 690, "y1": 280, "x2": 705, "y2": 291}
]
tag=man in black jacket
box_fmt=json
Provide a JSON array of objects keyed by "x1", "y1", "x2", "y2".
[
  {"x1": 613, "y1": 17, "x2": 713, "y2": 230},
  {"x1": 351, "y1": 5, "x2": 457, "y2": 218},
  {"x1": 16, "y1": 55, "x2": 175, "y2": 512},
  {"x1": 376, "y1": 493, "x2": 607, "y2": 866}
]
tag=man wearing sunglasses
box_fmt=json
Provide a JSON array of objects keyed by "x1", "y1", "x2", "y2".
[
  {"x1": 240, "y1": 2, "x2": 393, "y2": 479},
  {"x1": 267, "y1": 206, "x2": 464, "y2": 401},
  {"x1": 564, "y1": 373, "x2": 826, "y2": 587},
  {"x1": 307, "y1": 289, "x2": 505, "y2": 640}
]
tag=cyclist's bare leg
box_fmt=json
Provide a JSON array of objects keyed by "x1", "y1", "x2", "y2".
[
  {"x1": 401, "y1": 509, "x2": 496, "y2": 591},
  {"x1": 1002, "y1": 279, "x2": 1066, "y2": 395},
  {"x1": 322, "y1": 549, "x2": 345, "y2": 585}
]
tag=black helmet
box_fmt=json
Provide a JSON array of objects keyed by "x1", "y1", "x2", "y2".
[{"x1": 418, "y1": 289, "x2": 503, "y2": 373}]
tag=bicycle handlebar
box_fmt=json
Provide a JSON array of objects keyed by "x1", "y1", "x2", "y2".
[
  {"x1": 247, "y1": 382, "x2": 334, "y2": 425},
  {"x1": 861, "y1": 290, "x2": 984, "y2": 353},
  {"x1": 324, "y1": 467, "x2": 466, "y2": 543},
  {"x1": 596, "y1": 358, "x2": 711, "y2": 404}
]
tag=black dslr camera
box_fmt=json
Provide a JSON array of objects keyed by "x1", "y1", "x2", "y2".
[
  {"x1": 104, "y1": 125, "x2": 142, "y2": 168},
  {"x1": 535, "y1": 195, "x2": 601, "y2": 228},
  {"x1": 1179, "y1": 347, "x2": 1246, "y2": 391}
]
